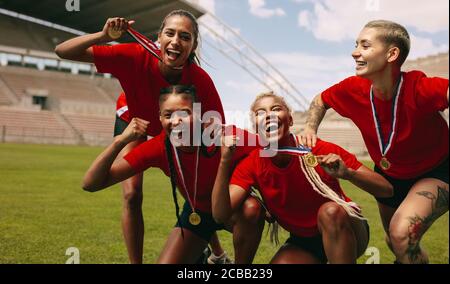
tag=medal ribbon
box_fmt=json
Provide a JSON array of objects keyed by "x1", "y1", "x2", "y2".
[
  {"x1": 126, "y1": 27, "x2": 162, "y2": 62},
  {"x1": 126, "y1": 27, "x2": 184, "y2": 70},
  {"x1": 370, "y1": 75, "x2": 403, "y2": 157},
  {"x1": 292, "y1": 134, "x2": 365, "y2": 220},
  {"x1": 171, "y1": 144, "x2": 199, "y2": 212},
  {"x1": 263, "y1": 133, "x2": 312, "y2": 155}
]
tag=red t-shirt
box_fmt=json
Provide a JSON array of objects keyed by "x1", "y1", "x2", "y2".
[
  {"x1": 116, "y1": 92, "x2": 130, "y2": 123},
  {"x1": 123, "y1": 127, "x2": 258, "y2": 213},
  {"x1": 230, "y1": 139, "x2": 362, "y2": 237},
  {"x1": 321, "y1": 71, "x2": 448, "y2": 179},
  {"x1": 94, "y1": 43, "x2": 225, "y2": 136}
]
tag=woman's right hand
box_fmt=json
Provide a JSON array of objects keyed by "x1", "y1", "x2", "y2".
[
  {"x1": 102, "y1": 17, "x2": 135, "y2": 41},
  {"x1": 221, "y1": 134, "x2": 239, "y2": 161},
  {"x1": 300, "y1": 127, "x2": 318, "y2": 148},
  {"x1": 118, "y1": 118, "x2": 149, "y2": 145}
]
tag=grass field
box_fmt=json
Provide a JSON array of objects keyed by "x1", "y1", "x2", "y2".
[{"x1": 0, "y1": 143, "x2": 448, "y2": 264}]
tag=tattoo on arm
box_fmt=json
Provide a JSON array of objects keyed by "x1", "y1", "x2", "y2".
[{"x1": 305, "y1": 95, "x2": 327, "y2": 132}]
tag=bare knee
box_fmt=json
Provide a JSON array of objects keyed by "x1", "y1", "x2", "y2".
[
  {"x1": 123, "y1": 186, "x2": 143, "y2": 210},
  {"x1": 388, "y1": 222, "x2": 410, "y2": 253},
  {"x1": 317, "y1": 202, "x2": 351, "y2": 235},
  {"x1": 240, "y1": 197, "x2": 264, "y2": 224}
]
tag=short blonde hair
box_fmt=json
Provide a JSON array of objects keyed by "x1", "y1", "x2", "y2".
[
  {"x1": 250, "y1": 91, "x2": 292, "y2": 114},
  {"x1": 364, "y1": 20, "x2": 410, "y2": 66},
  {"x1": 250, "y1": 92, "x2": 293, "y2": 131}
]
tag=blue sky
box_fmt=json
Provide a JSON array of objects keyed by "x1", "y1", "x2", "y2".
[{"x1": 185, "y1": 0, "x2": 449, "y2": 126}]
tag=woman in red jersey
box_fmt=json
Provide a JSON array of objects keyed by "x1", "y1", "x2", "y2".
[
  {"x1": 82, "y1": 85, "x2": 264, "y2": 263},
  {"x1": 212, "y1": 92, "x2": 393, "y2": 264},
  {"x1": 301, "y1": 20, "x2": 449, "y2": 264},
  {"x1": 55, "y1": 10, "x2": 226, "y2": 263},
  {"x1": 114, "y1": 91, "x2": 233, "y2": 264}
]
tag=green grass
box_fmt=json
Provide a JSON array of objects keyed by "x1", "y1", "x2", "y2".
[{"x1": 0, "y1": 143, "x2": 448, "y2": 264}]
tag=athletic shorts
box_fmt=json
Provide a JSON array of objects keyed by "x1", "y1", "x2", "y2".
[
  {"x1": 285, "y1": 220, "x2": 370, "y2": 263},
  {"x1": 113, "y1": 115, "x2": 129, "y2": 137},
  {"x1": 175, "y1": 202, "x2": 225, "y2": 242},
  {"x1": 375, "y1": 157, "x2": 449, "y2": 208}
]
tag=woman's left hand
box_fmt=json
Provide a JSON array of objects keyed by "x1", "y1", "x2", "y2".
[{"x1": 317, "y1": 154, "x2": 351, "y2": 179}]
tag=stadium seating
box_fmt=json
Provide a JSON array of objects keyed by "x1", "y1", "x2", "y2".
[
  {"x1": 0, "y1": 65, "x2": 111, "y2": 103},
  {"x1": 0, "y1": 107, "x2": 77, "y2": 144},
  {"x1": 0, "y1": 64, "x2": 117, "y2": 145},
  {"x1": 62, "y1": 113, "x2": 114, "y2": 146}
]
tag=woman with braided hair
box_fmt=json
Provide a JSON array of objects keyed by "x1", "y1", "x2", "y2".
[
  {"x1": 212, "y1": 92, "x2": 393, "y2": 264},
  {"x1": 56, "y1": 9, "x2": 226, "y2": 264},
  {"x1": 82, "y1": 85, "x2": 264, "y2": 263}
]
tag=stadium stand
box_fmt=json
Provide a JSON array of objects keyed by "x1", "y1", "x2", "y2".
[
  {"x1": 62, "y1": 113, "x2": 114, "y2": 146},
  {"x1": 0, "y1": 65, "x2": 112, "y2": 104},
  {"x1": 0, "y1": 106, "x2": 77, "y2": 144},
  {"x1": 0, "y1": 64, "x2": 119, "y2": 144}
]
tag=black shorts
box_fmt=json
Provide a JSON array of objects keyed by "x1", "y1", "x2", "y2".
[
  {"x1": 113, "y1": 115, "x2": 129, "y2": 137},
  {"x1": 285, "y1": 220, "x2": 370, "y2": 263},
  {"x1": 375, "y1": 157, "x2": 449, "y2": 208},
  {"x1": 175, "y1": 202, "x2": 225, "y2": 242}
]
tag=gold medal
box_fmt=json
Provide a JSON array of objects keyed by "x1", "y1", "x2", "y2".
[
  {"x1": 304, "y1": 153, "x2": 318, "y2": 167},
  {"x1": 380, "y1": 157, "x2": 391, "y2": 170},
  {"x1": 189, "y1": 212, "x2": 201, "y2": 226},
  {"x1": 107, "y1": 28, "x2": 123, "y2": 40}
]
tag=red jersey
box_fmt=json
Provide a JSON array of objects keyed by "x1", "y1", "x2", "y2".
[
  {"x1": 94, "y1": 43, "x2": 225, "y2": 136},
  {"x1": 123, "y1": 127, "x2": 258, "y2": 213},
  {"x1": 230, "y1": 139, "x2": 362, "y2": 237},
  {"x1": 116, "y1": 92, "x2": 130, "y2": 123},
  {"x1": 321, "y1": 71, "x2": 448, "y2": 179}
]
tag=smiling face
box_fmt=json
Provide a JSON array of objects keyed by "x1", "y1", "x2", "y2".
[
  {"x1": 158, "y1": 15, "x2": 197, "y2": 69},
  {"x1": 352, "y1": 27, "x2": 392, "y2": 80},
  {"x1": 159, "y1": 93, "x2": 195, "y2": 144},
  {"x1": 251, "y1": 95, "x2": 293, "y2": 145}
]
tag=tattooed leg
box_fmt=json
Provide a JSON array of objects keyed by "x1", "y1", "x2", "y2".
[
  {"x1": 388, "y1": 178, "x2": 448, "y2": 264},
  {"x1": 376, "y1": 202, "x2": 397, "y2": 252}
]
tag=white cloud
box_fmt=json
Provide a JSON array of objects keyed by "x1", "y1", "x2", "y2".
[
  {"x1": 409, "y1": 34, "x2": 449, "y2": 59},
  {"x1": 248, "y1": 0, "x2": 286, "y2": 18},
  {"x1": 219, "y1": 52, "x2": 356, "y2": 114},
  {"x1": 265, "y1": 52, "x2": 354, "y2": 102},
  {"x1": 298, "y1": 0, "x2": 449, "y2": 41},
  {"x1": 298, "y1": 10, "x2": 310, "y2": 27}
]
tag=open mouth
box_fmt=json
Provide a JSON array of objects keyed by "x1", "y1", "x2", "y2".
[
  {"x1": 171, "y1": 128, "x2": 184, "y2": 139},
  {"x1": 355, "y1": 60, "x2": 367, "y2": 68},
  {"x1": 166, "y1": 49, "x2": 181, "y2": 61},
  {"x1": 265, "y1": 121, "x2": 280, "y2": 136}
]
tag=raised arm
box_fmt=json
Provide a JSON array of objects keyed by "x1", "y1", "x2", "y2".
[
  {"x1": 318, "y1": 154, "x2": 393, "y2": 198},
  {"x1": 54, "y1": 17, "x2": 134, "y2": 62},
  {"x1": 302, "y1": 94, "x2": 328, "y2": 148},
  {"x1": 212, "y1": 135, "x2": 248, "y2": 224},
  {"x1": 82, "y1": 117, "x2": 148, "y2": 192}
]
